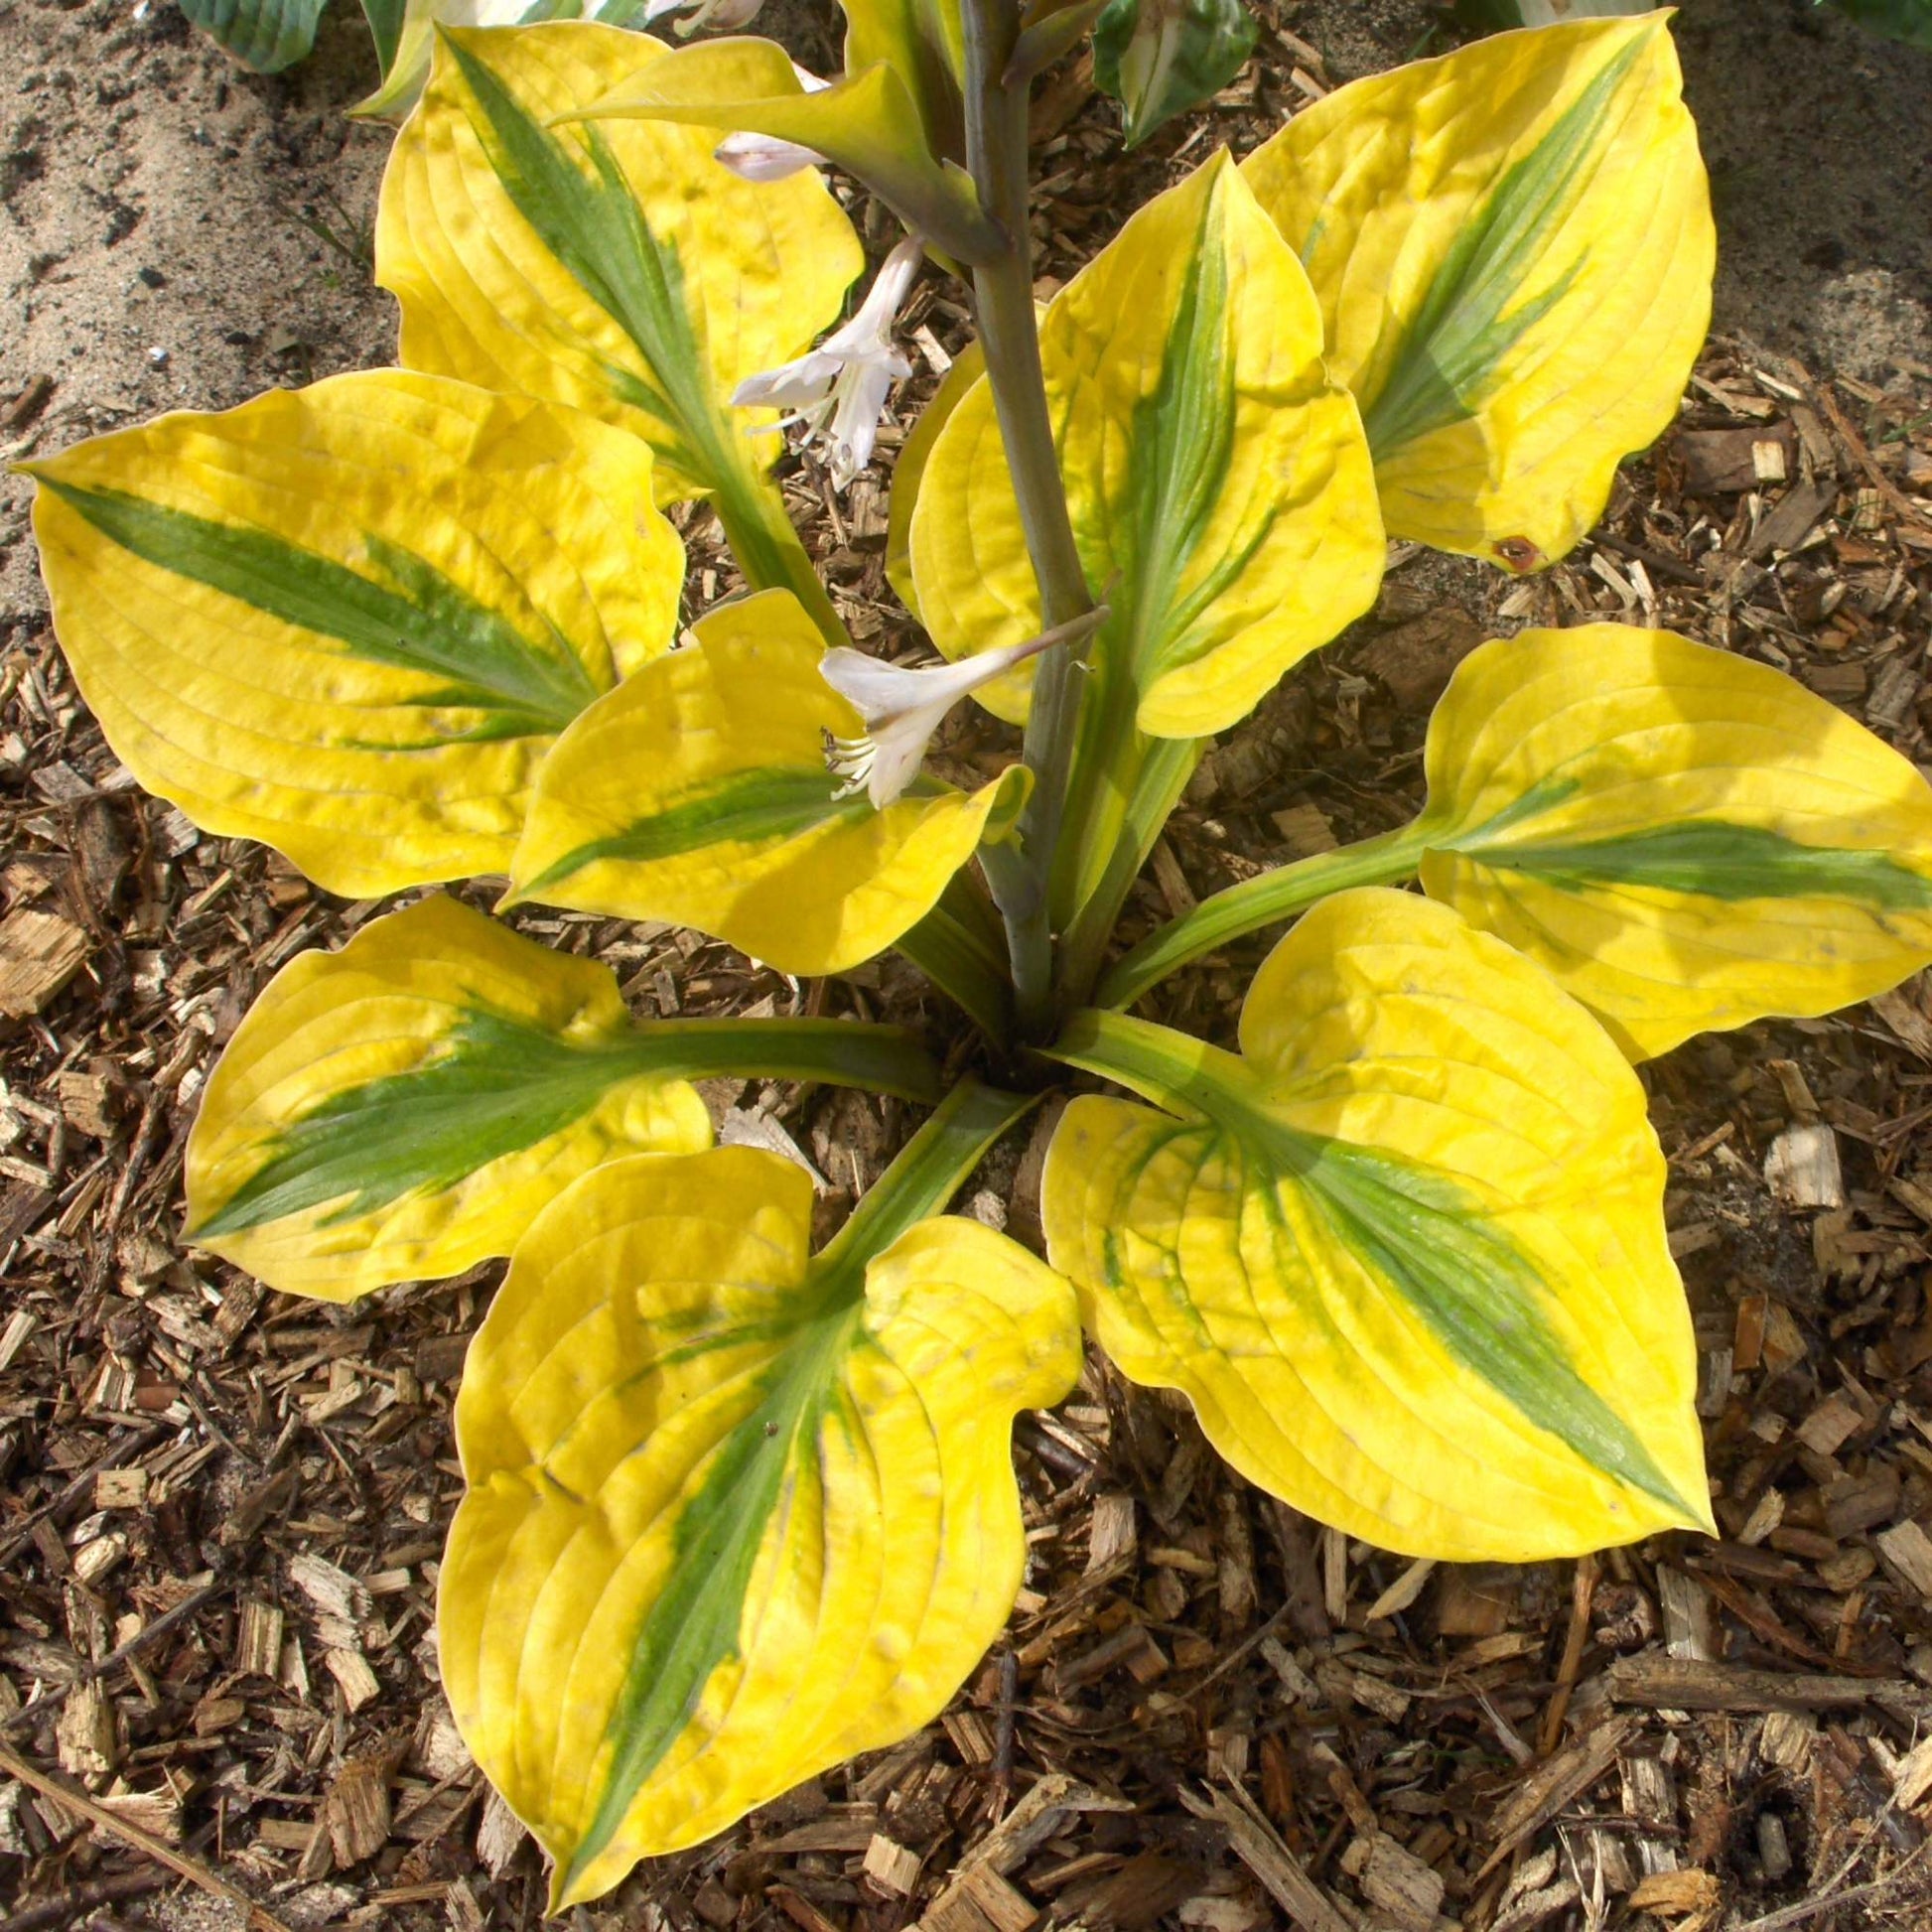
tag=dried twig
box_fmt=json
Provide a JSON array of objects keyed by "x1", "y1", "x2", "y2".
[
  {"x1": 1474, "y1": 1717, "x2": 1636, "y2": 1883},
  {"x1": 990, "y1": 1646, "x2": 1018, "y2": 1815},
  {"x1": 1734, "y1": 1842, "x2": 1928, "y2": 1931},
  {"x1": 85, "y1": 1083, "x2": 168, "y2": 1291},
  {"x1": 1179, "y1": 1781, "x2": 1359, "y2": 1932},
  {"x1": 0, "y1": 1421, "x2": 169, "y2": 1568},
  {"x1": 0, "y1": 1740, "x2": 298, "y2": 1932},
  {"x1": 0, "y1": 1868, "x2": 163, "y2": 1932},
  {"x1": 1, "y1": 1579, "x2": 226, "y2": 1734},
  {"x1": 1606, "y1": 1653, "x2": 1930, "y2": 1720},
  {"x1": 1538, "y1": 1552, "x2": 1598, "y2": 1755},
  {"x1": 1808, "y1": 380, "x2": 1932, "y2": 538}
]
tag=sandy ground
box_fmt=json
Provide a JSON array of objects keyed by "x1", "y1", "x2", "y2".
[
  {"x1": 1676, "y1": 0, "x2": 1931, "y2": 382},
  {"x1": 2, "y1": 0, "x2": 396, "y2": 638},
  {"x1": 3, "y1": 0, "x2": 1927, "y2": 652}
]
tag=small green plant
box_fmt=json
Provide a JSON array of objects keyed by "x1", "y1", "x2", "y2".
[
  {"x1": 1092, "y1": 0, "x2": 1259, "y2": 144},
  {"x1": 27, "y1": 5, "x2": 1932, "y2": 1908},
  {"x1": 1819, "y1": 0, "x2": 1932, "y2": 47}
]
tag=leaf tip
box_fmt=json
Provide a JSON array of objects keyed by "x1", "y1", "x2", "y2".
[{"x1": 548, "y1": 1849, "x2": 595, "y2": 1916}]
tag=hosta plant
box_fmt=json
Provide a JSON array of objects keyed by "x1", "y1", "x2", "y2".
[{"x1": 27, "y1": 4, "x2": 1932, "y2": 1908}]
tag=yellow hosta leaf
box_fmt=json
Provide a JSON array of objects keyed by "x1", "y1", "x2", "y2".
[
  {"x1": 909, "y1": 148, "x2": 1383, "y2": 737},
  {"x1": 443, "y1": 1089, "x2": 1078, "y2": 1904},
  {"x1": 351, "y1": 0, "x2": 644, "y2": 122},
  {"x1": 1242, "y1": 15, "x2": 1713, "y2": 570},
  {"x1": 1413, "y1": 623, "x2": 1932, "y2": 1057},
  {"x1": 1043, "y1": 889, "x2": 1711, "y2": 1562},
  {"x1": 510, "y1": 589, "x2": 1028, "y2": 974},
  {"x1": 27, "y1": 370, "x2": 680, "y2": 897},
  {"x1": 884, "y1": 334, "x2": 984, "y2": 620},
  {"x1": 375, "y1": 24, "x2": 864, "y2": 509},
  {"x1": 186, "y1": 896, "x2": 710, "y2": 1302}
]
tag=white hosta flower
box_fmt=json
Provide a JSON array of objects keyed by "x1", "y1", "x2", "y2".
[
  {"x1": 715, "y1": 65, "x2": 830, "y2": 182},
  {"x1": 733, "y1": 236, "x2": 924, "y2": 491},
  {"x1": 819, "y1": 611, "x2": 1108, "y2": 810},
  {"x1": 641, "y1": 0, "x2": 764, "y2": 33},
  {"x1": 714, "y1": 130, "x2": 827, "y2": 182}
]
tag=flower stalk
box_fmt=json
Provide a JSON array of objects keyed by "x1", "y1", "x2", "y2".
[{"x1": 958, "y1": 0, "x2": 1095, "y2": 1041}]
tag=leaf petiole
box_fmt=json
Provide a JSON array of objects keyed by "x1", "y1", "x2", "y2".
[{"x1": 1096, "y1": 821, "x2": 1434, "y2": 1010}]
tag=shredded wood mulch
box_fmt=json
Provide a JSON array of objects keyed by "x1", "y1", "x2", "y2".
[{"x1": 7, "y1": 20, "x2": 1932, "y2": 1932}]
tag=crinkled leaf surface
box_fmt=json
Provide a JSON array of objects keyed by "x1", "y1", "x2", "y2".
[
  {"x1": 567, "y1": 38, "x2": 997, "y2": 260},
  {"x1": 187, "y1": 896, "x2": 711, "y2": 1302},
  {"x1": 375, "y1": 24, "x2": 863, "y2": 505},
  {"x1": 1092, "y1": 0, "x2": 1260, "y2": 148},
  {"x1": 510, "y1": 589, "x2": 1027, "y2": 974},
  {"x1": 180, "y1": 0, "x2": 329, "y2": 71},
  {"x1": 910, "y1": 149, "x2": 1382, "y2": 739},
  {"x1": 1043, "y1": 889, "x2": 1710, "y2": 1561},
  {"x1": 28, "y1": 370, "x2": 680, "y2": 897},
  {"x1": 443, "y1": 1113, "x2": 1080, "y2": 1903},
  {"x1": 1241, "y1": 15, "x2": 1712, "y2": 570},
  {"x1": 1412, "y1": 624, "x2": 1932, "y2": 1058}
]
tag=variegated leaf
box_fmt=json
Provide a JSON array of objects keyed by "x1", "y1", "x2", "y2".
[
  {"x1": 1241, "y1": 15, "x2": 1713, "y2": 569},
  {"x1": 187, "y1": 895, "x2": 710, "y2": 1301},
  {"x1": 352, "y1": 0, "x2": 648, "y2": 122},
  {"x1": 375, "y1": 23, "x2": 861, "y2": 620},
  {"x1": 907, "y1": 148, "x2": 1380, "y2": 960},
  {"x1": 28, "y1": 370, "x2": 681, "y2": 896},
  {"x1": 1045, "y1": 889, "x2": 1711, "y2": 1561},
  {"x1": 1414, "y1": 623, "x2": 1932, "y2": 1057},
  {"x1": 510, "y1": 590, "x2": 1028, "y2": 975},
  {"x1": 909, "y1": 148, "x2": 1382, "y2": 740},
  {"x1": 565, "y1": 37, "x2": 998, "y2": 261},
  {"x1": 189, "y1": 895, "x2": 940, "y2": 1300},
  {"x1": 837, "y1": 0, "x2": 965, "y2": 160},
  {"x1": 443, "y1": 1085, "x2": 1078, "y2": 1904}
]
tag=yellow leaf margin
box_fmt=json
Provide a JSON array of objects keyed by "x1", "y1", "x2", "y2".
[
  {"x1": 1045, "y1": 889, "x2": 1711, "y2": 1561},
  {"x1": 1242, "y1": 14, "x2": 1713, "y2": 570},
  {"x1": 445, "y1": 1118, "x2": 1078, "y2": 1902}
]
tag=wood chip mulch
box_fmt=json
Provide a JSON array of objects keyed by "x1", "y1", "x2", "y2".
[{"x1": 6, "y1": 27, "x2": 1932, "y2": 1932}]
